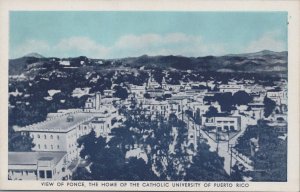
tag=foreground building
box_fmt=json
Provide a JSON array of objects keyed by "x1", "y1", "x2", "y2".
[
  {"x1": 10, "y1": 92, "x2": 120, "y2": 180},
  {"x1": 8, "y1": 151, "x2": 68, "y2": 180}
]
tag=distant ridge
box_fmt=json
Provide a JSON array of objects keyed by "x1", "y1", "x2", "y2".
[
  {"x1": 9, "y1": 50, "x2": 287, "y2": 76},
  {"x1": 225, "y1": 50, "x2": 287, "y2": 57},
  {"x1": 23, "y1": 52, "x2": 45, "y2": 59}
]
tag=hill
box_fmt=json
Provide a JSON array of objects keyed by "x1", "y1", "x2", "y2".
[{"x1": 9, "y1": 50, "x2": 287, "y2": 76}]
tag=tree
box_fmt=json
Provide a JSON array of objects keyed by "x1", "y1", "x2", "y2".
[
  {"x1": 120, "y1": 157, "x2": 158, "y2": 181},
  {"x1": 72, "y1": 167, "x2": 93, "y2": 180},
  {"x1": 74, "y1": 129, "x2": 157, "y2": 181},
  {"x1": 113, "y1": 86, "x2": 128, "y2": 100},
  {"x1": 233, "y1": 91, "x2": 252, "y2": 105},
  {"x1": 8, "y1": 128, "x2": 34, "y2": 152},
  {"x1": 89, "y1": 146, "x2": 126, "y2": 180},
  {"x1": 234, "y1": 121, "x2": 287, "y2": 181},
  {"x1": 205, "y1": 106, "x2": 218, "y2": 117},
  {"x1": 214, "y1": 92, "x2": 234, "y2": 112},
  {"x1": 263, "y1": 97, "x2": 276, "y2": 118},
  {"x1": 185, "y1": 142, "x2": 230, "y2": 181},
  {"x1": 148, "y1": 115, "x2": 189, "y2": 180}
]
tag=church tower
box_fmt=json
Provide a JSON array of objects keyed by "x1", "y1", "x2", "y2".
[{"x1": 95, "y1": 92, "x2": 101, "y2": 111}]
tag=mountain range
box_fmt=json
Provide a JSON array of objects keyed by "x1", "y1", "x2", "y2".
[{"x1": 9, "y1": 50, "x2": 287, "y2": 77}]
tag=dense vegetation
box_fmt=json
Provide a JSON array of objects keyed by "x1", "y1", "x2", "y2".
[
  {"x1": 235, "y1": 120, "x2": 287, "y2": 181},
  {"x1": 73, "y1": 107, "x2": 231, "y2": 181}
]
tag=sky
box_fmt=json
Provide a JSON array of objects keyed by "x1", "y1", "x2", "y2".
[{"x1": 9, "y1": 11, "x2": 287, "y2": 59}]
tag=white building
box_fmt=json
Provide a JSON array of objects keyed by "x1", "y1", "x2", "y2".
[
  {"x1": 8, "y1": 151, "x2": 68, "y2": 180},
  {"x1": 130, "y1": 84, "x2": 146, "y2": 99},
  {"x1": 266, "y1": 89, "x2": 287, "y2": 105},
  {"x1": 14, "y1": 113, "x2": 94, "y2": 162},
  {"x1": 202, "y1": 115, "x2": 241, "y2": 132}
]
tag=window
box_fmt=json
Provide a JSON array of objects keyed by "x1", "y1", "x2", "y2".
[
  {"x1": 51, "y1": 145, "x2": 53, "y2": 149},
  {"x1": 39, "y1": 171, "x2": 45, "y2": 179},
  {"x1": 25, "y1": 171, "x2": 28, "y2": 175},
  {"x1": 44, "y1": 145, "x2": 47, "y2": 149},
  {"x1": 57, "y1": 145, "x2": 59, "y2": 149},
  {"x1": 44, "y1": 135, "x2": 46, "y2": 139},
  {"x1": 62, "y1": 168, "x2": 65, "y2": 172},
  {"x1": 57, "y1": 135, "x2": 59, "y2": 140},
  {"x1": 46, "y1": 170, "x2": 52, "y2": 178},
  {"x1": 37, "y1": 134, "x2": 40, "y2": 138},
  {"x1": 230, "y1": 126, "x2": 235, "y2": 131},
  {"x1": 50, "y1": 135, "x2": 53, "y2": 139},
  {"x1": 38, "y1": 144, "x2": 40, "y2": 149},
  {"x1": 224, "y1": 126, "x2": 229, "y2": 131}
]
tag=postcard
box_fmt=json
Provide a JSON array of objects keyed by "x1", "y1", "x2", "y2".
[{"x1": 0, "y1": 0, "x2": 299, "y2": 191}]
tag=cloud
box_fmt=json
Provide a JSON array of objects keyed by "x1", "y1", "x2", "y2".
[
  {"x1": 244, "y1": 31, "x2": 287, "y2": 53},
  {"x1": 11, "y1": 31, "x2": 287, "y2": 59},
  {"x1": 54, "y1": 37, "x2": 109, "y2": 58},
  {"x1": 12, "y1": 39, "x2": 50, "y2": 58},
  {"x1": 112, "y1": 33, "x2": 225, "y2": 58}
]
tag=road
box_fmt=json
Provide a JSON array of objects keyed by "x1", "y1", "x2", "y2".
[{"x1": 184, "y1": 115, "x2": 252, "y2": 175}]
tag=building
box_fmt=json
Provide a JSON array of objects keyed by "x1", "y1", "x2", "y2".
[
  {"x1": 130, "y1": 84, "x2": 146, "y2": 99},
  {"x1": 14, "y1": 112, "x2": 94, "y2": 162},
  {"x1": 141, "y1": 99, "x2": 170, "y2": 118},
  {"x1": 8, "y1": 151, "x2": 68, "y2": 180},
  {"x1": 103, "y1": 89, "x2": 115, "y2": 97},
  {"x1": 202, "y1": 115, "x2": 241, "y2": 132},
  {"x1": 13, "y1": 93, "x2": 118, "y2": 162},
  {"x1": 84, "y1": 92, "x2": 119, "y2": 113},
  {"x1": 218, "y1": 84, "x2": 244, "y2": 94},
  {"x1": 266, "y1": 89, "x2": 287, "y2": 105}
]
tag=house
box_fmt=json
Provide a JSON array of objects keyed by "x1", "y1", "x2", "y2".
[
  {"x1": 202, "y1": 115, "x2": 241, "y2": 132},
  {"x1": 8, "y1": 151, "x2": 68, "y2": 180},
  {"x1": 266, "y1": 89, "x2": 287, "y2": 105}
]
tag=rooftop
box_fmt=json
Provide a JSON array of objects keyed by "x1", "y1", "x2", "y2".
[
  {"x1": 8, "y1": 151, "x2": 66, "y2": 165},
  {"x1": 15, "y1": 112, "x2": 94, "y2": 133}
]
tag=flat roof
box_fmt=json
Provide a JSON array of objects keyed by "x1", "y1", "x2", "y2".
[
  {"x1": 8, "y1": 151, "x2": 67, "y2": 166},
  {"x1": 16, "y1": 112, "x2": 93, "y2": 133}
]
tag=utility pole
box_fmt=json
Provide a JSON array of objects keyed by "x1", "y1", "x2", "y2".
[
  {"x1": 216, "y1": 128, "x2": 219, "y2": 153},
  {"x1": 227, "y1": 129, "x2": 230, "y2": 152},
  {"x1": 229, "y1": 144, "x2": 233, "y2": 175}
]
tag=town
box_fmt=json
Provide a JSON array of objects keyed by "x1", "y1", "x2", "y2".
[{"x1": 8, "y1": 52, "x2": 288, "y2": 181}]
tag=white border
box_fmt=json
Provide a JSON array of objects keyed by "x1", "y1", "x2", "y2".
[{"x1": 0, "y1": 0, "x2": 299, "y2": 191}]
